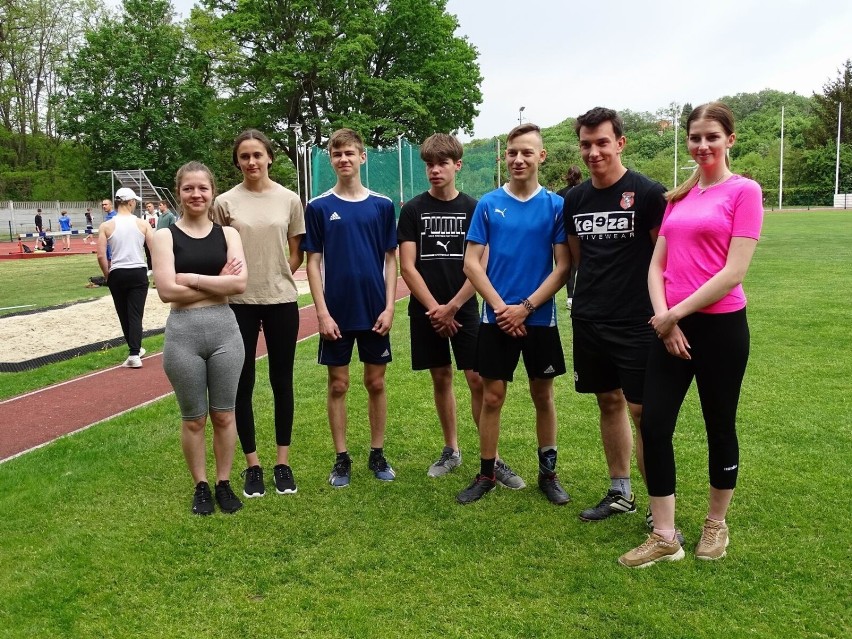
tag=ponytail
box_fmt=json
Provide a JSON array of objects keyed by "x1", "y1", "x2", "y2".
[
  {"x1": 665, "y1": 101, "x2": 736, "y2": 204},
  {"x1": 666, "y1": 170, "x2": 699, "y2": 203}
]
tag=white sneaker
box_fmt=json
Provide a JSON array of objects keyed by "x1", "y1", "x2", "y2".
[
  {"x1": 139, "y1": 348, "x2": 146, "y2": 358},
  {"x1": 122, "y1": 355, "x2": 143, "y2": 368},
  {"x1": 566, "y1": 298, "x2": 573, "y2": 310}
]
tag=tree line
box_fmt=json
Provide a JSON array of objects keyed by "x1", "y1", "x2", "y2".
[{"x1": 1, "y1": 0, "x2": 850, "y2": 206}]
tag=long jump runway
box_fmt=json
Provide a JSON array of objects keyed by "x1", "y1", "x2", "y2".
[{"x1": 0, "y1": 279, "x2": 411, "y2": 463}]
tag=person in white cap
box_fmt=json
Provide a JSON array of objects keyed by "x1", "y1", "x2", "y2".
[{"x1": 96, "y1": 187, "x2": 154, "y2": 367}]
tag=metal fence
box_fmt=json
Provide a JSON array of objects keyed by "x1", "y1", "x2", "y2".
[{"x1": 1, "y1": 201, "x2": 103, "y2": 240}]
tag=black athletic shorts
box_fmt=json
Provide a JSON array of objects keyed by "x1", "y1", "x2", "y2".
[
  {"x1": 318, "y1": 330, "x2": 392, "y2": 366},
  {"x1": 571, "y1": 318, "x2": 654, "y2": 404},
  {"x1": 476, "y1": 323, "x2": 565, "y2": 382},
  {"x1": 409, "y1": 307, "x2": 478, "y2": 371}
]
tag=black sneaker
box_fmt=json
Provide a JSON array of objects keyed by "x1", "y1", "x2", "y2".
[
  {"x1": 538, "y1": 473, "x2": 571, "y2": 505},
  {"x1": 456, "y1": 474, "x2": 496, "y2": 504},
  {"x1": 368, "y1": 451, "x2": 396, "y2": 481},
  {"x1": 215, "y1": 480, "x2": 243, "y2": 514},
  {"x1": 579, "y1": 489, "x2": 637, "y2": 521},
  {"x1": 241, "y1": 465, "x2": 265, "y2": 498},
  {"x1": 191, "y1": 481, "x2": 214, "y2": 516},
  {"x1": 329, "y1": 455, "x2": 352, "y2": 488},
  {"x1": 273, "y1": 464, "x2": 298, "y2": 494}
]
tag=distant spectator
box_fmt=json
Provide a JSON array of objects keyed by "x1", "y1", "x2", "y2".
[
  {"x1": 101, "y1": 199, "x2": 116, "y2": 222},
  {"x1": 35, "y1": 230, "x2": 55, "y2": 252},
  {"x1": 101, "y1": 198, "x2": 117, "y2": 263},
  {"x1": 97, "y1": 187, "x2": 153, "y2": 368},
  {"x1": 59, "y1": 210, "x2": 72, "y2": 251},
  {"x1": 556, "y1": 165, "x2": 584, "y2": 198},
  {"x1": 144, "y1": 202, "x2": 158, "y2": 228},
  {"x1": 84, "y1": 208, "x2": 95, "y2": 244},
  {"x1": 34, "y1": 209, "x2": 43, "y2": 233},
  {"x1": 142, "y1": 202, "x2": 157, "y2": 273},
  {"x1": 557, "y1": 165, "x2": 583, "y2": 309},
  {"x1": 156, "y1": 201, "x2": 177, "y2": 229}
]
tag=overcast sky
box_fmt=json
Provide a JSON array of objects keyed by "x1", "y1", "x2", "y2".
[{"x1": 166, "y1": 0, "x2": 851, "y2": 139}]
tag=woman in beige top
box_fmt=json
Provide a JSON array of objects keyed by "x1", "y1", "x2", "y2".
[{"x1": 212, "y1": 129, "x2": 306, "y2": 498}]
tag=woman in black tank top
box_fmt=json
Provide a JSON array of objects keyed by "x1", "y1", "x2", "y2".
[{"x1": 151, "y1": 161, "x2": 250, "y2": 516}]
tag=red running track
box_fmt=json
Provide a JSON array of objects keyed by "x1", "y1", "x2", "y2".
[{"x1": 0, "y1": 279, "x2": 410, "y2": 462}]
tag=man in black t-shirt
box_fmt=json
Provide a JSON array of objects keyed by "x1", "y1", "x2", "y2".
[
  {"x1": 565, "y1": 107, "x2": 667, "y2": 525},
  {"x1": 398, "y1": 134, "x2": 522, "y2": 486}
]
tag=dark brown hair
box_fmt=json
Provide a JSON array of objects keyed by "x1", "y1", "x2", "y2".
[
  {"x1": 574, "y1": 107, "x2": 624, "y2": 139},
  {"x1": 232, "y1": 129, "x2": 275, "y2": 168},
  {"x1": 420, "y1": 133, "x2": 463, "y2": 163}
]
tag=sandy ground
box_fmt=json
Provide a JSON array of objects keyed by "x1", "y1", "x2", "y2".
[{"x1": 0, "y1": 282, "x2": 311, "y2": 364}]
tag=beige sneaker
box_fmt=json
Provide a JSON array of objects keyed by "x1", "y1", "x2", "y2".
[
  {"x1": 695, "y1": 518, "x2": 729, "y2": 560},
  {"x1": 618, "y1": 532, "x2": 685, "y2": 568}
]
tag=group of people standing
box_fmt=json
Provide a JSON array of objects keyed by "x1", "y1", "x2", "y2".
[
  {"x1": 96, "y1": 101, "x2": 762, "y2": 569},
  {"x1": 31, "y1": 208, "x2": 73, "y2": 251},
  {"x1": 449, "y1": 102, "x2": 761, "y2": 569},
  {"x1": 447, "y1": 103, "x2": 761, "y2": 569}
]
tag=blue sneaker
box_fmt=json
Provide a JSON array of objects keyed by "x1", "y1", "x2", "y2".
[
  {"x1": 329, "y1": 456, "x2": 351, "y2": 488},
  {"x1": 368, "y1": 451, "x2": 396, "y2": 481}
]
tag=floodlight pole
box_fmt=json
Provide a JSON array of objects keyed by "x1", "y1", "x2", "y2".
[
  {"x1": 835, "y1": 102, "x2": 842, "y2": 196},
  {"x1": 291, "y1": 124, "x2": 302, "y2": 202},
  {"x1": 518, "y1": 106, "x2": 525, "y2": 126},
  {"x1": 397, "y1": 135, "x2": 404, "y2": 206},
  {"x1": 496, "y1": 137, "x2": 501, "y2": 186},
  {"x1": 672, "y1": 104, "x2": 682, "y2": 188},
  {"x1": 365, "y1": 146, "x2": 370, "y2": 189},
  {"x1": 306, "y1": 143, "x2": 313, "y2": 200},
  {"x1": 304, "y1": 142, "x2": 311, "y2": 200},
  {"x1": 409, "y1": 143, "x2": 414, "y2": 201},
  {"x1": 779, "y1": 106, "x2": 785, "y2": 210}
]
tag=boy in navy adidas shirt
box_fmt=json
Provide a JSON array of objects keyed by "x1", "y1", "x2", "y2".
[
  {"x1": 457, "y1": 123, "x2": 571, "y2": 506},
  {"x1": 303, "y1": 128, "x2": 398, "y2": 488}
]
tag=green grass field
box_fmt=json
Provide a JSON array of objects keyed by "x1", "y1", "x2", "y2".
[
  {"x1": 0, "y1": 211, "x2": 850, "y2": 638},
  {"x1": 0, "y1": 253, "x2": 111, "y2": 316}
]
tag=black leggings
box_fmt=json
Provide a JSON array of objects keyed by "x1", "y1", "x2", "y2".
[
  {"x1": 641, "y1": 309, "x2": 749, "y2": 496},
  {"x1": 107, "y1": 267, "x2": 148, "y2": 356},
  {"x1": 231, "y1": 303, "x2": 299, "y2": 454}
]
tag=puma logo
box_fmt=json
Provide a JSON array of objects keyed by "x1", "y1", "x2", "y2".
[
  {"x1": 495, "y1": 208, "x2": 507, "y2": 217},
  {"x1": 436, "y1": 240, "x2": 450, "y2": 252}
]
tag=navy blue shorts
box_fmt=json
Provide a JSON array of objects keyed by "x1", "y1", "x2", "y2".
[{"x1": 318, "y1": 330, "x2": 392, "y2": 366}]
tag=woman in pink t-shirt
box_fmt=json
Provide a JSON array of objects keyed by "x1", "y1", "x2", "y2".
[{"x1": 619, "y1": 102, "x2": 763, "y2": 568}]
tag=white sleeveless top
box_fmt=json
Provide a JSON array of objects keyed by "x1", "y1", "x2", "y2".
[{"x1": 108, "y1": 215, "x2": 147, "y2": 271}]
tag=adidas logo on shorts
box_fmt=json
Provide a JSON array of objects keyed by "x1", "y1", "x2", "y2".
[{"x1": 543, "y1": 365, "x2": 556, "y2": 374}]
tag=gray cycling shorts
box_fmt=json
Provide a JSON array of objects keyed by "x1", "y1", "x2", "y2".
[{"x1": 163, "y1": 304, "x2": 245, "y2": 420}]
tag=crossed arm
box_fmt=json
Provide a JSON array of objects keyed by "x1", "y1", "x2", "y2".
[{"x1": 152, "y1": 227, "x2": 247, "y2": 305}]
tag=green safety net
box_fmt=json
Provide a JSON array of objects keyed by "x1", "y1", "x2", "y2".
[{"x1": 310, "y1": 138, "x2": 502, "y2": 214}]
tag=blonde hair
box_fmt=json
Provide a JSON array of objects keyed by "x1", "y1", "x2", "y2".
[
  {"x1": 666, "y1": 102, "x2": 736, "y2": 203},
  {"x1": 175, "y1": 161, "x2": 217, "y2": 220}
]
